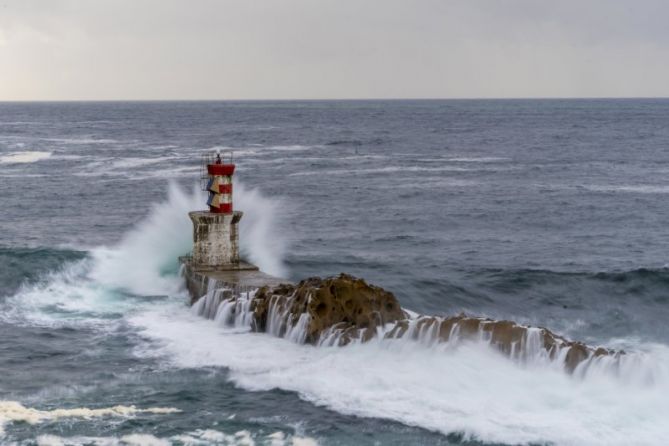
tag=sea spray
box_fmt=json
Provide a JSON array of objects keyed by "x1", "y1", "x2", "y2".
[
  {"x1": 88, "y1": 181, "x2": 197, "y2": 296},
  {"x1": 234, "y1": 182, "x2": 290, "y2": 278},
  {"x1": 31, "y1": 430, "x2": 319, "y2": 446},
  {"x1": 2, "y1": 181, "x2": 289, "y2": 328},
  {"x1": 86, "y1": 180, "x2": 289, "y2": 296},
  {"x1": 0, "y1": 257, "x2": 135, "y2": 328}
]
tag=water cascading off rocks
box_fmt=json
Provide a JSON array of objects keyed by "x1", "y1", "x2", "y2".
[{"x1": 191, "y1": 273, "x2": 623, "y2": 374}]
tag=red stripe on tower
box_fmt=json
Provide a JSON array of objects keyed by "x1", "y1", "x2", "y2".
[
  {"x1": 207, "y1": 164, "x2": 235, "y2": 176},
  {"x1": 206, "y1": 157, "x2": 235, "y2": 214}
]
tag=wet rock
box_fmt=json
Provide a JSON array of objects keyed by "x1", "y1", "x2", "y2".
[
  {"x1": 384, "y1": 320, "x2": 409, "y2": 339},
  {"x1": 438, "y1": 317, "x2": 462, "y2": 342},
  {"x1": 565, "y1": 343, "x2": 590, "y2": 371},
  {"x1": 251, "y1": 273, "x2": 406, "y2": 344},
  {"x1": 203, "y1": 273, "x2": 620, "y2": 374},
  {"x1": 481, "y1": 320, "x2": 527, "y2": 354},
  {"x1": 382, "y1": 313, "x2": 618, "y2": 373}
]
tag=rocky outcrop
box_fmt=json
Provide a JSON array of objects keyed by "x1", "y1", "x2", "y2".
[
  {"x1": 383, "y1": 314, "x2": 618, "y2": 372},
  {"x1": 251, "y1": 274, "x2": 407, "y2": 344},
  {"x1": 192, "y1": 273, "x2": 621, "y2": 373}
]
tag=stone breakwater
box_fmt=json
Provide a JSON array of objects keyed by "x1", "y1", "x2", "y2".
[{"x1": 192, "y1": 273, "x2": 623, "y2": 374}]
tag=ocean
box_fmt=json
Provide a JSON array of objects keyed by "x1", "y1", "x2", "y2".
[{"x1": 1, "y1": 99, "x2": 669, "y2": 445}]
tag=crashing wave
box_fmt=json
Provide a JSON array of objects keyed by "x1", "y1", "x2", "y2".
[{"x1": 191, "y1": 273, "x2": 627, "y2": 375}]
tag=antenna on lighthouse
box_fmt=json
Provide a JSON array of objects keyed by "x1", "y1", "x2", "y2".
[{"x1": 200, "y1": 149, "x2": 232, "y2": 192}]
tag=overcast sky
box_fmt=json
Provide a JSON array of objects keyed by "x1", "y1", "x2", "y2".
[{"x1": 1, "y1": 0, "x2": 668, "y2": 100}]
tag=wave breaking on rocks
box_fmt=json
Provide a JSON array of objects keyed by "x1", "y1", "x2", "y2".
[{"x1": 191, "y1": 273, "x2": 626, "y2": 375}]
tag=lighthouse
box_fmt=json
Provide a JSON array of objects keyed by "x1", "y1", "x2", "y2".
[
  {"x1": 188, "y1": 151, "x2": 243, "y2": 268},
  {"x1": 181, "y1": 150, "x2": 284, "y2": 303}
]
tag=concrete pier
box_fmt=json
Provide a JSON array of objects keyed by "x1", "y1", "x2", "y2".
[
  {"x1": 179, "y1": 256, "x2": 287, "y2": 304},
  {"x1": 182, "y1": 208, "x2": 288, "y2": 303}
]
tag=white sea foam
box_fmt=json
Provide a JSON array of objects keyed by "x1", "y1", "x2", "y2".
[
  {"x1": 584, "y1": 184, "x2": 669, "y2": 194},
  {"x1": 51, "y1": 154, "x2": 86, "y2": 161},
  {"x1": 128, "y1": 299, "x2": 669, "y2": 446},
  {"x1": 36, "y1": 434, "x2": 172, "y2": 446},
  {"x1": 33, "y1": 429, "x2": 318, "y2": 446},
  {"x1": 0, "y1": 400, "x2": 179, "y2": 438},
  {"x1": 0, "y1": 151, "x2": 52, "y2": 164},
  {"x1": 0, "y1": 258, "x2": 139, "y2": 328},
  {"x1": 446, "y1": 156, "x2": 509, "y2": 162},
  {"x1": 0, "y1": 173, "x2": 48, "y2": 178},
  {"x1": 2, "y1": 181, "x2": 288, "y2": 327}
]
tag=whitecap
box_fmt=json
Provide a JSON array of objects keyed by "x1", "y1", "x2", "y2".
[
  {"x1": 584, "y1": 184, "x2": 669, "y2": 194},
  {"x1": 31, "y1": 429, "x2": 319, "y2": 446},
  {"x1": 0, "y1": 400, "x2": 179, "y2": 438},
  {"x1": 0, "y1": 151, "x2": 52, "y2": 164},
  {"x1": 446, "y1": 156, "x2": 509, "y2": 162}
]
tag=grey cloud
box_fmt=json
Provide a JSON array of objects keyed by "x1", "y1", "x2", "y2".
[{"x1": 1, "y1": 0, "x2": 668, "y2": 100}]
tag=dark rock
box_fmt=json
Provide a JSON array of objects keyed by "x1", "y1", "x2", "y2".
[
  {"x1": 252, "y1": 273, "x2": 406, "y2": 344},
  {"x1": 209, "y1": 273, "x2": 620, "y2": 374}
]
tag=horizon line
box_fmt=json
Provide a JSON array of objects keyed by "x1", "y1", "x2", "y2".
[{"x1": 1, "y1": 96, "x2": 669, "y2": 103}]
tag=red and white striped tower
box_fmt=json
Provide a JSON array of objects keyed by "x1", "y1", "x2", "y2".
[
  {"x1": 188, "y1": 151, "x2": 244, "y2": 268},
  {"x1": 206, "y1": 155, "x2": 235, "y2": 213}
]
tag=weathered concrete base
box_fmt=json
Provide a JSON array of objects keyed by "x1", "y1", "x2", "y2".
[
  {"x1": 179, "y1": 256, "x2": 287, "y2": 304},
  {"x1": 189, "y1": 211, "x2": 242, "y2": 267}
]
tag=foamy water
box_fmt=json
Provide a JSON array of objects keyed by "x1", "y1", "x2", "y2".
[
  {"x1": 33, "y1": 430, "x2": 319, "y2": 446},
  {"x1": 0, "y1": 400, "x2": 179, "y2": 437},
  {"x1": 129, "y1": 302, "x2": 669, "y2": 446}
]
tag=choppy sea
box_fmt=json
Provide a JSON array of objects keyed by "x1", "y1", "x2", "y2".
[{"x1": 1, "y1": 99, "x2": 669, "y2": 445}]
